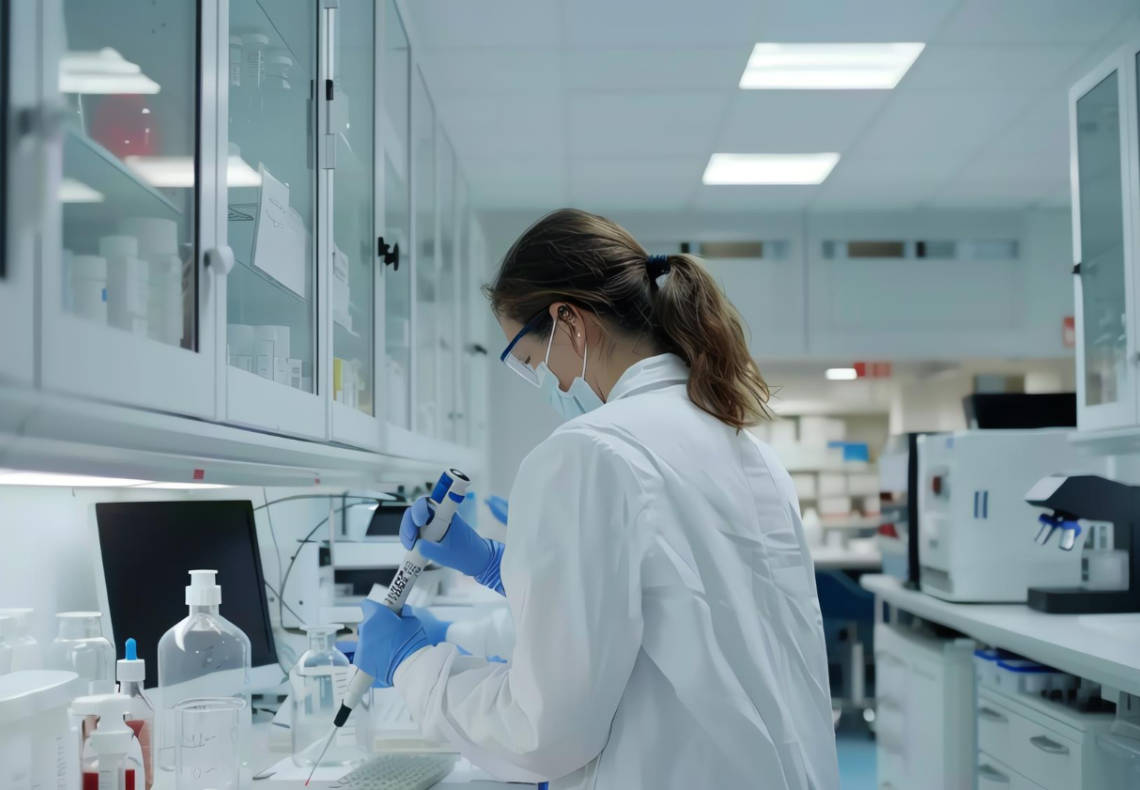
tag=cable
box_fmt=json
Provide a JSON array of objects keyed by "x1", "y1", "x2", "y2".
[
  {"x1": 264, "y1": 579, "x2": 305, "y2": 624},
  {"x1": 262, "y1": 487, "x2": 285, "y2": 595}
]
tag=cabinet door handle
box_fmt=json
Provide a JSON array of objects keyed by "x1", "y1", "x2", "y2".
[
  {"x1": 978, "y1": 706, "x2": 1007, "y2": 723},
  {"x1": 378, "y1": 237, "x2": 400, "y2": 270},
  {"x1": 977, "y1": 764, "x2": 1010, "y2": 784},
  {"x1": 1029, "y1": 734, "x2": 1070, "y2": 755},
  {"x1": 205, "y1": 246, "x2": 235, "y2": 276}
]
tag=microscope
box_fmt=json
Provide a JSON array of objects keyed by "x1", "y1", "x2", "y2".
[{"x1": 1024, "y1": 474, "x2": 1140, "y2": 613}]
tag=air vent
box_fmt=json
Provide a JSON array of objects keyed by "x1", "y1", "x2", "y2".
[
  {"x1": 847, "y1": 240, "x2": 906, "y2": 258},
  {"x1": 823, "y1": 238, "x2": 1019, "y2": 261},
  {"x1": 698, "y1": 241, "x2": 766, "y2": 259},
  {"x1": 916, "y1": 241, "x2": 955, "y2": 259}
]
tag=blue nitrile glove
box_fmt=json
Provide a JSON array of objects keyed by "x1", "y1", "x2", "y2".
[
  {"x1": 356, "y1": 600, "x2": 431, "y2": 688},
  {"x1": 400, "y1": 496, "x2": 505, "y2": 595},
  {"x1": 407, "y1": 605, "x2": 451, "y2": 645}
]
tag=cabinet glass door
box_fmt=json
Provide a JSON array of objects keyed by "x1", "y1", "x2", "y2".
[
  {"x1": 41, "y1": 0, "x2": 215, "y2": 416},
  {"x1": 1076, "y1": 71, "x2": 1129, "y2": 414},
  {"x1": 330, "y1": 0, "x2": 377, "y2": 436},
  {"x1": 413, "y1": 69, "x2": 438, "y2": 438},
  {"x1": 225, "y1": 1, "x2": 322, "y2": 436},
  {"x1": 382, "y1": 0, "x2": 412, "y2": 431},
  {"x1": 438, "y1": 132, "x2": 457, "y2": 442},
  {"x1": 456, "y1": 174, "x2": 473, "y2": 446}
]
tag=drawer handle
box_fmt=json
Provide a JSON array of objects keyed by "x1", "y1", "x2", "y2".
[
  {"x1": 978, "y1": 706, "x2": 1007, "y2": 723},
  {"x1": 1029, "y1": 734, "x2": 1070, "y2": 755},
  {"x1": 977, "y1": 765, "x2": 1010, "y2": 784}
]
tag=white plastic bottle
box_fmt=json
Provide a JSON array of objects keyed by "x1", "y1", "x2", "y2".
[
  {"x1": 72, "y1": 694, "x2": 145, "y2": 790},
  {"x1": 156, "y1": 570, "x2": 251, "y2": 772},
  {"x1": 117, "y1": 639, "x2": 154, "y2": 789}
]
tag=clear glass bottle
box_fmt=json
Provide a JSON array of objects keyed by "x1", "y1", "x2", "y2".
[
  {"x1": 118, "y1": 638, "x2": 155, "y2": 789},
  {"x1": 290, "y1": 625, "x2": 371, "y2": 767},
  {"x1": 50, "y1": 612, "x2": 115, "y2": 694},
  {"x1": 0, "y1": 608, "x2": 42, "y2": 670},
  {"x1": 156, "y1": 571, "x2": 251, "y2": 772}
]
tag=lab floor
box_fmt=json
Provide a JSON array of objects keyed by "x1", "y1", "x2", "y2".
[{"x1": 835, "y1": 719, "x2": 876, "y2": 789}]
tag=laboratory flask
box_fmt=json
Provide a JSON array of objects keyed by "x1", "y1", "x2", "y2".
[
  {"x1": 0, "y1": 608, "x2": 42, "y2": 670},
  {"x1": 49, "y1": 612, "x2": 115, "y2": 694},
  {"x1": 290, "y1": 625, "x2": 372, "y2": 767},
  {"x1": 173, "y1": 697, "x2": 243, "y2": 790},
  {"x1": 156, "y1": 571, "x2": 251, "y2": 772}
]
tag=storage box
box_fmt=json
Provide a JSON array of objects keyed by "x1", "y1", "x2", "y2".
[
  {"x1": 818, "y1": 473, "x2": 846, "y2": 496},
  {"x1": 790, "y1": 473, "x2": 816, "y2": 499},
  {"x1": 769, "y1": 420, "x2": 797, "y2": 446},
  {"x1": 848, "y1": 472, "x2": 880, "y2": 497},
  {"x1": 819, "y1": 496, "x2": 852, "y2": 517},
  {"x1": 800, "y1": 416, "x2": 845, "y2": 446}
]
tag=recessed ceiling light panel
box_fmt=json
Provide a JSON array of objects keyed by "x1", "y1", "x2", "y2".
[
  {"x1": 702, "y1": 153, "x2": 840, "y2": 185},
  {"x1": 740, "y1": 43, "x2": 925, "y2": 90}
]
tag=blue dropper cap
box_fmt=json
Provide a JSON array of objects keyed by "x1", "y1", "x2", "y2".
[{"x1": 117, "y1": 637, "x2": 145, "y2": 683}]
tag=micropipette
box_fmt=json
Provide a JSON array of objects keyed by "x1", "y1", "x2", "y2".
[{"x1": 304, "y1": 468, "x2": 470, "y2": 786}]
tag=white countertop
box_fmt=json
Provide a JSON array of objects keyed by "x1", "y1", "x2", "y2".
[
  {"x1": 811, "y1": 545, "x2": 882, "y2": 570},
  {"x1": 861, "y1": 573, "x2": 1140, "y2": 697}
]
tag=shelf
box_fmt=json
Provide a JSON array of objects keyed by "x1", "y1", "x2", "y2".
[
  {"x1": 232, "y1": 255, "x2": 310, "y2": 305},
  {"x1": 1067, "y1": 425, "x2": 1140, "y2": 455},
  {"x1": 63, "y1": 128, "x2": 182, "y2": 220},
  {"x1": 819, "y1": 516, "x2": 882, "y2": 531}
]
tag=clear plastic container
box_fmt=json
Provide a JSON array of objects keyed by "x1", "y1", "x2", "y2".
[
  {"x1": 156, "y1": 571, "x2": 251, "y2": 772},
  {"x1": 290, "y1": 625, "x2": 371, "y2": 767},
  {"x1": 50, "y1": 612, "x2": 115, "y2": 694},
  {"x1": 0, "y1": 608, "x2": 42, "y2": 671}
]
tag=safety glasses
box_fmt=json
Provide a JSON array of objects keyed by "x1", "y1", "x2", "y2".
[{"x1": 499, "y1": 309, "x2": 553, "y2": 387}]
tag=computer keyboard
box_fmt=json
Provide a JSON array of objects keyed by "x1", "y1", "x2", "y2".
[{"x1": 331, "y1": 753, "x2": 458, "y2": 790}]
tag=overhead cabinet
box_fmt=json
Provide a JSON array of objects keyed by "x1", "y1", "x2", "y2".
[
  {"x1": 1071, "y1": 36, "x2": 1140, "y2": 431},
  {"x1": 2, "y1": 0, "x2": 489, "y2": 475}
]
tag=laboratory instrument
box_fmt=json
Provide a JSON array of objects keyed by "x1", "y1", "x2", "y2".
[
  {"x1": 0, "y1": 607, "x2": 42, "y2": 670},
  {"x1": 117, "y1": 638, "x2": 155, "y2": 789},
  {"x1": 961, "y1": 392, "x2": 1077, "y2": 429},
  {"x1": 173, "y1": 697, "x2": 243, "y2": 790},
  {"x1": 0, "y1": 670, "x2": 81, "y2": 790},
  {"x1": 306, "y1": 470, "x2": 468, "y2": 786},
  {"x1": 876, "y1": 432, "x2": 925, "y2": 588},
  {"x1": 338, "y1": 469, "x2": 468, "y2": 725},
  {"x1": 156, "y1": 570, "x2": 251, "y2": 771},
  {"x1": 291, "y1": 625, "x2": 371, "y2": 768},
  {"x1": 95, "y1": 500, "x2": 280, "y2": 692},
  {"x1": 72, "y1": 694, "x2": 146, "y2": 790},
  {"x1": 1023, "y1": 474, "x2": 1140, "y2": 612},
  {"x1": 50, "y1": 611, "x2": 115, "y2": 694},
  {"x1": 330, "y1": 753, "x2": 458, "y2": 790},
  {"x1": 917, "y1": 429, "x2": 1099, "y2": 602}
]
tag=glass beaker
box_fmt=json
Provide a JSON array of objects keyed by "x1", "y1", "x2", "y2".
[
  {"x1": 290, "y1": 625, "x2": 371, "y2": 767},
  {"x1": 0, "y1": 608, "x2": 41, "y2": 670},
  {"x1": 50, "y1": 612, "x2": 115, "y2": 693},
  {"x1": 173, "y1": 697, "x2": 244, "y2": 790}
]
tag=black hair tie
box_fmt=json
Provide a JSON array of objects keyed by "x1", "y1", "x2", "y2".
[{"x1": 645, "y1": 254, "x2": 671, "y2": 284}]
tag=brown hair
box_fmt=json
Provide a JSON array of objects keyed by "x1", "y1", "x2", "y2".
[{"x1": 487, "y1": 208, "x2": 771, "y2": 430}]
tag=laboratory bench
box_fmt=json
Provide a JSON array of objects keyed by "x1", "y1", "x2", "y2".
[{"x1": 860, "y1": 574, "x2": 1140, "y2": 697}]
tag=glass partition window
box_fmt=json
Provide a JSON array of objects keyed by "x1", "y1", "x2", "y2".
[
  {"x1": 59, "y1": 0, "x2": 198, "y2": 349},
  {"x1": 226, "y1": 2, "x2": 317, "y2": 392},
  {"x1": 1076, "y1": 71, "x2": 1126, "y2": 408},
  {"x1": 456, "y1": 176, "x2": 472, "y2": 445},
  {"x1": 438, "y1": 134, "x2": 457, "y2": 441},
  {"x1": 413, "y1": 70, "x2": 437, "y2": 437},
  {"x1": 331, "y1": 0, "x2": 376, "y2": 415},
  {"x1": 382, "y1": 0, "x2": 412, "y2": 429}
]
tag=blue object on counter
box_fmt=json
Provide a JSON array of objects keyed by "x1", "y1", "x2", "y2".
[
  {"x1": 828, "y1": 441, "x2": 870, "y2": 463},
  {"x1": 485, "y1": 495, "x2": 509, "y2": 526}
]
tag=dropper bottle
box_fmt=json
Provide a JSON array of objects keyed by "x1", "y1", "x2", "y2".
[{"x1": 117, "y1": 638, "x2": 154, "y2": 789}]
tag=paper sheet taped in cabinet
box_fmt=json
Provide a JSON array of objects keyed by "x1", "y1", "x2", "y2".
[{"x1": 252, "y1": 164, "x2": 308, "y2": 298}]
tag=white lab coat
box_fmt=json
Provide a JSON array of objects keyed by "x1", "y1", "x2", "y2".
[{"x1": 395, "y1": 354, "x2": 839, "y2": 789}]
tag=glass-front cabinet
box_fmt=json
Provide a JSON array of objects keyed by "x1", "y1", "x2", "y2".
[
  {"x1": 224, "y1": 0, "x2": 325, "y2": 438},
  {"x1": 1071, "y1": 40, "x2": 1140, "y2": 431},
  {"x1": 39, "y1": 0, "x2": 218, "y2": 418},
  {"x1": 328, "y1": 0, "x2": 381, "y2": 449},
  {"x1": 412, "y1": 68, "x2": 438, "y2": 439},
  {"x1": 437, "y1": 132, "x2": 458, "y2": 443},
  {"x1": 381, "y1": 0, "x2": 412, "y2": 435}
]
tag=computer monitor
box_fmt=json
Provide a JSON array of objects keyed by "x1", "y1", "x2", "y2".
[{"x1": 95, "y1": 500, "x2": 280, "y2": 689}]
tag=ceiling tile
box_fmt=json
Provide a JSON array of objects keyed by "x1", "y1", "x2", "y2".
[
  {"x1": 404, "y1": 0, "x2": 562, "y2": 49},
  {"x1": 716, "y1": 91, "x2": 891, "y2": 152},
  {"x1": 568, "y1": 157, "x2": 702, "y2": 211},
  {"x1": 691, "y1": 185, "x2": 816, "y2": 212},
  {"x1": 901, "y1": 44, "x2": 1088, "y2": 93},
  {"x1": 936, "y1": 0, "x2": 1140, "y2": 44},
  {"x1": 434, "y1": 94, "x2": 564, "y2": 159},
  {"x1": 755, "y1": 0, "x2": 958, "y2": 41},
  {"x1": 567, "y1": 92, "x2": 727, "y2": 156},
  {"x1": 417, "y1": 49, "x2": 561, "y2": 97},
  {"x1": 464, "y1": 156, "x2": 568, "y2": 210},
  {"x1": 564, "y1": 48, "x2": 745, "y2": 92},
  {"x1": 564, "y1": 0, "x2": 761, "y2": 47}
]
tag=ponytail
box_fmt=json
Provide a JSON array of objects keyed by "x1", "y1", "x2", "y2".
[
  {"x1": 489, "y1": 208, "x2": 772, "y2": 431},
  {"x1": 650, "y1": 254, "x2": 772, "y2": 429}
]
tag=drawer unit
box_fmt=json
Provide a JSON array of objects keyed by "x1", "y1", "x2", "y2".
[
  {"x1": 978, "y1": 752, "x2": 1047, "y2": 790},
  {"x1": 1012, "y1": 716, "x2": 1081, "y2": 790},
  {"x1": 977, "y1": 692, "x2": 1013, "y2": 759}
]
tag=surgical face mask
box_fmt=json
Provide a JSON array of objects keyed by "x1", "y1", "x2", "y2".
[{"x1": 536, "y1": 318, "x2": 604, "y2": 421}]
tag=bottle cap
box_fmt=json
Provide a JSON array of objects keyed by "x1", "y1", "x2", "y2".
[
  {"x1": 116, "y1": 638, "x2": 145, "y2": 683},
  {"x1": 186, "y1": 569, "x2": 222, "y2": 606},
  {"x1": 87, "y1": 694, "x2": 136, "y2": 756}
]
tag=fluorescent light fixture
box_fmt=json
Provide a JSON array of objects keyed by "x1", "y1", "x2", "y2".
[
  {"x1": 59, "y1": 177, "x2": 105, "y2": 203},
  {"x1": 740, "y1": 43, "x2": 925, "y2": 90},
  {"x1": 124, "y1": 155, "x2": 262, "y2": 189},
  {"x1": 60, "y1": 48, "x2": 161, "y2": 95},
  {"x1": 0, "y1": 468, "x2": 231, "y2": 488},
  {"x1": 702, "y1": 153, "x2": 839, "y2": 185},
  {"x1": 826, "y1": 367, "x2": 858, "y2": 381}
]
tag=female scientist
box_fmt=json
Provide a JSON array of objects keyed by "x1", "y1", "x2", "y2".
[{"x1": 355, "y1": 209, "x2": 839, "y2": 789}]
